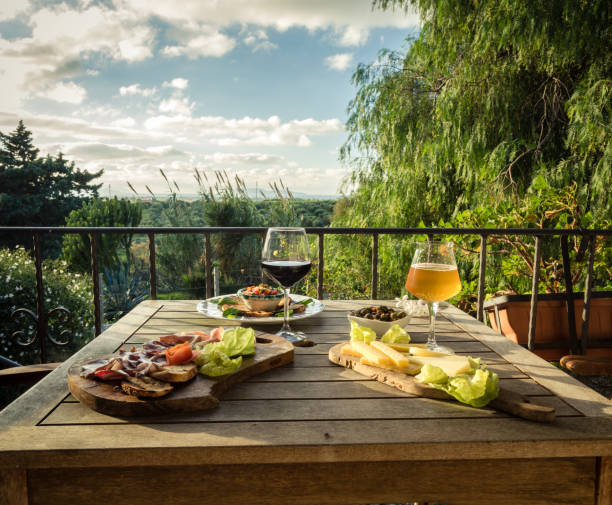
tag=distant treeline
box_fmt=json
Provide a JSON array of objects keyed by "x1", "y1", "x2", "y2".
[{"x1": 138, "y1": 198, "x2": 337, "y2": 228}]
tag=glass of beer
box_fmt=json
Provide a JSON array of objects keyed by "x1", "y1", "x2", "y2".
[{"x1": 405, "y1": 241, "x2": 461, "y2": 353}]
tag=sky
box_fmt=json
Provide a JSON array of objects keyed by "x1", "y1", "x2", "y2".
[{"x1": 0, "y1": 0, "x2": 419, "y2": 198}]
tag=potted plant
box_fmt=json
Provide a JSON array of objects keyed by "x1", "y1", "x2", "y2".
[{"x1": 451, "y1": 179, "x2": 612, "y2": 360}]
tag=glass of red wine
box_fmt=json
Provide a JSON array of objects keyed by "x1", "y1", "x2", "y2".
[{"x1": 262, "y1": 227, "x2": 312, "y2": 343}]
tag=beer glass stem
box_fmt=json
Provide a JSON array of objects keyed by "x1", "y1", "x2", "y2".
[{"x1": 427, "y1": 301, "x2": 439, "y2": 350}]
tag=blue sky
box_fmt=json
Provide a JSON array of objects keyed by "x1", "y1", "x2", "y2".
[{"x1": 0, "y1": 0, "x2": 418, "y2": 196}]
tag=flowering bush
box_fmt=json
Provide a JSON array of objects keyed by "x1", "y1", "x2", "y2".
[{"x1": 0, "y1": 247, "x2": 94, "y2": 365}]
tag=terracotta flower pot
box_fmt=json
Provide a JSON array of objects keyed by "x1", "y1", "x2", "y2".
[{"x1": 484, "y1": 292, "x2": 612, "y2": 361}]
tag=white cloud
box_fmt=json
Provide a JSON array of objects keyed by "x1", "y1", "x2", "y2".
[
  {"x1": 162, "y1": 24, "x2": 235, "y2": 58},
  {"x1": 38, "y1": 81, "x2": 87, "y2": 104},
  {"x1": 0, "y1": 0, "x2": 30, "y2": 21},
  {"x1": 324, "y1": 53, "x2": 354, "y2": 71},
  {"x1": 158, "y1": 97, "x2": 193, "y2": 116},
  {"x1": 243, "y1": 29, "x2": 277, "y2": 52},
  {"x1": 163, "y1": 78, "x2": 189, "y2": 90},
  {"x1": 338, "y1": 26, "x2": 369, "y2": 46},
  {"x1": 119, "y1": 84, "x2": 156, "y2": 97},
  {"x1": 112, "y1": 117, "x2": 136, "y2": 128},
  {"x1": 144, "y1": 113, "x2": 343, "y2": 147},
  {"x1": 122, "y1": 0, "x2": 418, "y2": 34},
  {"x1": 28, "y1": 4, "x2": 154, "y2": 63}
]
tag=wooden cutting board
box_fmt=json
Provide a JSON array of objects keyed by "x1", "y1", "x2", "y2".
[
  {"x1": 329, "y1": 342, "x2": 556, "y2": 423},
  {"x1": 68, "y1": 332, "x2": 293, "y2": 417}
]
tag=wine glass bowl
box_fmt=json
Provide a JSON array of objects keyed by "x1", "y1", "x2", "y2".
[
  {"x1": 261, "y1": 227, "x2": 312, "y2": 343},
  {"x1": 405, "y1": 241, "x2": 461, "y2": 353}
]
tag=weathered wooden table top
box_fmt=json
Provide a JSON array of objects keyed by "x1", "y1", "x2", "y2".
[{"x1": 1, "y1": 299, "x2": 611, "y2": 505}]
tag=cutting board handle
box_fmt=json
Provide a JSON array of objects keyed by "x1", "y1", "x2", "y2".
[{"x1": 489, "y1": 388, "x2": 556, "y2": 423}]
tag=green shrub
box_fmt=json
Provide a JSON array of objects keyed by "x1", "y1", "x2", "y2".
[{"x1": 0, "y1": 246, "x2": 94, "y2": 365}]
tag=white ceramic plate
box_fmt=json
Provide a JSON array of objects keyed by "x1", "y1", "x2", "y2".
[{"x1": 196, "y1": 294, "x2": 325, "y2": 324}]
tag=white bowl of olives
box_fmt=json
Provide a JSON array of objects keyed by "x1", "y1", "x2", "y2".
[{"x1": 347, "y1": 305, "x2": 411, "y2": 337}]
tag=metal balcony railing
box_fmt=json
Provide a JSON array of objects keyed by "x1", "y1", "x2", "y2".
[{"x1": 1, "y1": 226, "x2": 611, "y2": 363}]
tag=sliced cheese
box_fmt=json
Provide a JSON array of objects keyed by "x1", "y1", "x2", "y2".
[
  {"x1": 370, "y1": 341, "x2": 413, "y2": 368},
  {"x1": 409, "y1": 355, "x2": 471, "y2": 377},
  {"x1": 360, "y1": 357, "x2": 421, "y2": 376},
  {"x1": 350, "y1": 340, "x2": 392, "y2": 367},
  {"x1": 340, "y1": 343, "x2": 362, "y2": 357},
  {"x1": 386, "y1": 342, "x2": 427, "y2": 352},
  {"x1": 409, "y1": 346, "x2": 453, "y2": 357}
]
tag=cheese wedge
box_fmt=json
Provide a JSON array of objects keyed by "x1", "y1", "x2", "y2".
[
  {"x1": 340, "y1": 343, "x2": 363, "y2": 357},
  {"x1": 350, "y1": 341, "x2": 392, "y2": 367},
  {"x1": 409, "y1": 355, "x2": 471, "y2": 377},
  {"x1": 385, "y1": 342, "x2": 427, "y2": 352},
  {"x1": 360, "y1": 357, "x2": 421, "y2": 375},
  {"x1": 409, "y1": 346, "x2": 453, "y2": 357},
  {"x1": 370, "y1": 341, "x2": 414, "y2": 368}
]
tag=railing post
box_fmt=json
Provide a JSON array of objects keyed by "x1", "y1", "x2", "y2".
[
  {"x1": 527, "y1": 236, "x2": 542, "y2": 351},
  {"x1": 317, "y1": 233, "x2": 324, "y2": 300},
  {"x1": 205, "y1": 232, "x2": 212, "y2": 299},
  {"x1": 560, "y1": 235, "x2": 579, "y2": 354},
  {"x1": 581, "y1": 234, "x2": 596, "y2": 354},
  {"x1": 476, "y1": 234, "x2": 487, "y2": 322},
  {"x1": 148, "y1": 232, "x2": 157, "y2": 300},
  {"x1": 33, "y1": 233, "x2": 47, "y2": 362},
  {"x1": 371, "y1": 233, "x2": 378, "y2": 300},
  {"x1": 90, "y1": 232, "x2": 102, "y2": 336}
]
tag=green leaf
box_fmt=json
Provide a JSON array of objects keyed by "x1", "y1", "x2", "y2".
[
  {"x1": 380, "y1": 324, "x2": 411, "y2": 344},
  {"x1": 214, "y1": 296, "x2": 238, "y2": 306},
  {"x1": 222, "y1": 307, "x2": 243, "y2": 318},
  {"x1": 349, "y1": 321, "x2": 376, "y2": 343}
]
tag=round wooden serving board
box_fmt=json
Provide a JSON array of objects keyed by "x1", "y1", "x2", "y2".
[
  {"x1": 68, "y1": 332, "x2": 294, "y2": 417},
  {"x1": 329, "y1": 342, "x2": 556, "y2": 423}
]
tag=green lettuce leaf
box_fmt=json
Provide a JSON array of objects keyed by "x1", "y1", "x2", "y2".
[
  {"x1": 380, "y1": 324, "x2": 411, "y2": 344},
  {"x1": 349, "y1": 321, "x2": 376, "y2": 343},
  {"x1": 221, "y1": 327, "x2": 255, "y2": 356},
  {"x1": 416, "y1": 359, "x2": 499, "y2": 407},
  {"x1": 417, "y1": 363, "x2": 448, "y2": 384},
  {"x1": 195, "y1": 327, "x2": 255, "y2": 377},
  {"x1": 197, "y1": 349, "x2": 242, "y2": 377}
]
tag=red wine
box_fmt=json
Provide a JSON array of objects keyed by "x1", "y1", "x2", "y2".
[{"x1": 262, "y1": 260, "x2": 312, "y2": 288}]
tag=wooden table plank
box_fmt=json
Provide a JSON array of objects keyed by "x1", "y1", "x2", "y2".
[
  {"x1": 1, "y1": 418, "x2": 611, "y2": 467},
  {"x1": 25, "y1": 458, "x2": 596, "y2": 505}
]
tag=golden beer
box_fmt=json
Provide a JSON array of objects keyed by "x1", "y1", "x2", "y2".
[{"x1": 405, "y1": 263, "x2": 461, "y2": 302}]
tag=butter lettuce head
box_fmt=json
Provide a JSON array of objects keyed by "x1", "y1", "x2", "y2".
[
  {"x1": 380, "y1": 324, "x2": 411, "y2": 344},
  {"x1": 349, "y1": 321, "x2": 376, "y2": 343},
  {"x1": 221, "y1": 327, "x2": 255, "y2": 356},
  {"x1": 195, "y1": 327, "x2": 254, "y2": 377},
  {"x1": 415, "y1": 359, "x2": 499, "y2": 407}
]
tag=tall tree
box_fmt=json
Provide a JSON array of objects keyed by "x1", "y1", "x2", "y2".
[
  {"x1": 340, "y1": 0, "x2": 611, "y2": 227},
  {"x1": 329, "y1": 0, "x2": 611, "y2": 299},
  {"x1": 0, "y1": 121, "x2": 103, "y2": 256}
]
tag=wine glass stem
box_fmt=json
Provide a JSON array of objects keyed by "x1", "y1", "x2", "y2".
[
  {"x1": 281, "y1": 287, "x2": 291, "y2": 333},
  {"x1": 427, "y1": 301, "x2": 439, "y2": 350}
]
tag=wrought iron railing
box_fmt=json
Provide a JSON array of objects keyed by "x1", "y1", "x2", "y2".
[{"x1": 1, "y1": 226, "x2": 611, "y2": 362}]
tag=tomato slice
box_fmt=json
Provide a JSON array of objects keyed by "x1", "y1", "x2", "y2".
[{"x1": 166, "y1": 342, "x2": 194, "y2": 365}]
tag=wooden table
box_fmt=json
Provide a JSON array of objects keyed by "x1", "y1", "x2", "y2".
[{"x1": 1, "y1": 300, "x2": 611, "y2": 505}]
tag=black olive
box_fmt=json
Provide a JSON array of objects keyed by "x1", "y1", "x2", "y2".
[{"x1": 398, "y1": 312, "x2": 406, "y2": 319}]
